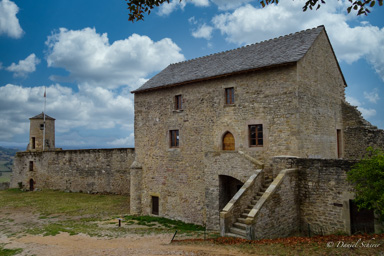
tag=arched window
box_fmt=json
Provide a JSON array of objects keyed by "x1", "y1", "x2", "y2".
[{"x1": 222, "y1": 132, "x2": 235, "y2": 151}]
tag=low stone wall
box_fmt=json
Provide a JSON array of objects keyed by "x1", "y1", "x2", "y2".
[
  {"x1": 11, "y1": 148, "x2": 135, "y2": 194},
  {"x1": 273, "y1": 156, "x2": 356, "y2": 235},
  {"x1": 248, "y1": 168, "x2": 299, "y2": 239},
  {"x1": 0, "y1": 182, "x2": 10, "y2": 190}
]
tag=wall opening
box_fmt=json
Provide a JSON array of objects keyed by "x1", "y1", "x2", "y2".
[
  {"x1": 152, "y1": 196, "x2": 159, "y2": 215},
  {"x1": 219, "y1": 175, "x2": 243, "y2": 210},
  {"x1": 222, "y1": 132, "x2": 235, "y2": 151},
  {"x1": 29, "y1": 179, "x2": 35, "y2": 191},
  {"x1": 349, "y1": 200, "x2": 374, "y2": 234},
  {"x1": 32, "y1": 137, "x2": 36, "y2": 149},
  {"x1": 337, "y1": 129, "x2": 343, "y2": 158},
  {"x1": 29, "y1": 161, "x2": 34, "y2": 172}
]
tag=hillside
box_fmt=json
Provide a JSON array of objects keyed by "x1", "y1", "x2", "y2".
[{"x1": 0, "y1": 146, "x2": 20, "y2": 172}]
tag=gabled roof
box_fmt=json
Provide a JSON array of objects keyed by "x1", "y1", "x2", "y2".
[
  {"x1": 30, "y1": 112, "x2": 55, "y2": 120},
  {"x1": 133, "y1": 25, "x2": 338, "y2": 93}
]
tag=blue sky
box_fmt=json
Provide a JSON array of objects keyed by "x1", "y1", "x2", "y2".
[{"x1": 0, "y1": 0, "x2": 383, "y2": 149}]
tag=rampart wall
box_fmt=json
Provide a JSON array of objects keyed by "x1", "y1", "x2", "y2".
[{"x1": 11, "y1": 148, "x2": 135, "y2": 194}]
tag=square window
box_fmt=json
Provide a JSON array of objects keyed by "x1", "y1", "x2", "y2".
[
  {"x1": 175, "y1": 95, "x2": 182, "y2": 110},
  {"x1": 170, "y1": 130, "x2": 179, "y2": 148},
  {"x1": 249, "y1": 124, "x2": 263, "y2": 147},
  {"x1": 225, "y1": 87, "x2": 235, "y2": 105}
]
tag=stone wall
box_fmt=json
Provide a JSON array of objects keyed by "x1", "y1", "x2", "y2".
[
  {"x1": 342, "y1": 101, "x2": 384, "y2": 159},
  {"x1": 250, "y1": 168, "x2": 299, "y2": 239},
  {"x1": 0, "y1": 182, "x2": 10, "y2": 190},
  {"x1": 273, "y1": 157, "x2": 356, "y2": 235},
  {"x1": 11, "y1": 148, "x2": 134, "y2": 194},
  {"x1": 296, "y1": 30, "x2": 345, "y2": 159}
]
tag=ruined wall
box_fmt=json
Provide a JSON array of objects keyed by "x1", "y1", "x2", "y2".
[
  {"x1": 273, "y1": 157, "x2": 355, "y2": 235},
  {"x1": 0, "y1": 182, "x2": 10, "y2": 190},
  {"x1": 296, "y1": 30, "x2": 345, "y2": 159},
  {"x1": 11, "y1": 148, "x2": 134, "y2": 194},
  {"x1": 342, "y1": 101, "x2": 384, "y2": 159}
]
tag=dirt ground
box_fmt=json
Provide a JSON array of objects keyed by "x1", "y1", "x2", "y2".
[{"x1": 0, "y1": 232, "x2": 251, "y2": 256}]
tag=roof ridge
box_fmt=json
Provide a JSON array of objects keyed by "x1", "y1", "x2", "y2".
[{"x1": 169, "y1": 26, "x2": 323, "y2": 66}]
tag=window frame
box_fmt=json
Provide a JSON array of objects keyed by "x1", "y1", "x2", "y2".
[
  {"x1": 174, "y1": 95, "x2": 182, "y2": 110},
  {"x1": 170, "y1": 130, "x2": 179, "y2": 148},
  {"x1": 225, "y1": 87, "x2": 235, "y2": 105},
  {"x1": 249, "y1": 124, "x2": 263, "y2": 147}
]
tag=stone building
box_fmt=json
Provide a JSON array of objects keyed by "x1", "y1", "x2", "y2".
[
  {"x1": 131, "y1": 25, "x2": 384, "y2": 238},
  {"x1": 12, "y1": 26, "x2": 384, "y2": 239}
]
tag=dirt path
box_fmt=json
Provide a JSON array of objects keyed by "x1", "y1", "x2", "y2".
[{"x1": 2, "y1": 233, "x2": 250, "y2": 256}]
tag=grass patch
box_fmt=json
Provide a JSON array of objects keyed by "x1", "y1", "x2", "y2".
[
  {"x1": 0, "y1": 244, "x2": 23, "y2": 256},
  {"x1": 124, "y1": 215, "x2": 205, "y2": 231},
  {"x1": 0, "y1": 189, "x2": 129, "y2": 217},
  {"x1": 0, "y1": 172, "x2": 11, "y2": 182}
]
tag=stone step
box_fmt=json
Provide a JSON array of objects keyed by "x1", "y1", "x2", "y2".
[
  {"x1": 229, "y1": 227, "x2": 246, "y2": 237},
  {"x1": 233, "y1": 222, "x2": 247, "y2": 230},
  {"x1": 251, "y1": 200, "x2": 257, "y2": 205},
  {"x1": 241, "y1": 213, "x2": 248, "y2": 218},
  {"x1": 243, "y1": 208, "x2": 251, "y2": 214},
  {"x1": 237, "y1": 217, "x2": 247, "y2": 224},
  {"x1": 257, "y1": 191, "x2": 263, "y2": 196},
  {"x1": 225, "y1": 232, "x2": 246, "y2": 239}
]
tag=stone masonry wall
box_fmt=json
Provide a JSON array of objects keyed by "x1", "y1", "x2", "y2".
[
  {"x1": 273, "y1": 157, "x2": 356, "y2": 235},
  {"x1": 342, "y1": 101, "x2": 384, "y2": 159},
  {"x1": 296, "y1": 30, "x2": 345, "y2": 159},
  {"x1": 11, "y1": 148, "x2": 134, "y2": 194},
  {"x1": 251, "y1": 169, "x2": 299, "y2": 239}
]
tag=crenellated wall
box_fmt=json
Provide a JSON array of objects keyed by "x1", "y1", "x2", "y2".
[{"x1": 11, "y1": 148, "x2": 135, "y2": 194}]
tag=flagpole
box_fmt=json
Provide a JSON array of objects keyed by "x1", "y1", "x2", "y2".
[{"x1": 43, "y1": 87, "x2": 46, "y2": 151}]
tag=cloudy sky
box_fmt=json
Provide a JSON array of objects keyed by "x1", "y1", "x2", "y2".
[{"x1": 0, "y1": 0, "x2": 383, "y2": 149}]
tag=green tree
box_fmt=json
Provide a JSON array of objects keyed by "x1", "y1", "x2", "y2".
[
  {"x1": 347, "y1": 147, "x2": 384, "y2": 221},
  {"x1": 125, "y1": 0, "x2": 383, "y2": 22}
]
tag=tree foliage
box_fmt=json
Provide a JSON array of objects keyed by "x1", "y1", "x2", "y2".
[
  {"x1": 347, "y1": 147, "x2": 384, "y2": 221},
  {"x1": 125, "y1": 0, "x2": 383, "y2": 22}
]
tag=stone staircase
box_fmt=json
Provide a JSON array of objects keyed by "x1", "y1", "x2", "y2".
[{"x1": 225, "y1": 176, "x2": 273, "y2": 238}]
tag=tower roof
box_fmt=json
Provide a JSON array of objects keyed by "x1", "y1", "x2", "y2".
[{"x1": 30, "y1": 112, "x2": 55, "y2": 120}]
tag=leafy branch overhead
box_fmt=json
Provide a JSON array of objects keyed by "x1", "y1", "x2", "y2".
[{"x1": 126, "y1": 0, "x2": 383, "y2": 22}]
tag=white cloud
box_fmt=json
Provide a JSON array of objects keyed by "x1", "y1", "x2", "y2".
[
  {"x1": 210, "y1": 1, "x2": 384, "y2": 81},
  {"x1": 346, "y1": 96, "x2": 377, "y2": 119},
  {"x1": 6, "y1": 54, "x2": 40, "y2": 77},
  {"x1": 158, "y1": 0, "x2": 209, "y2": 16},
  {"x1": 0, "y1": 84, "x2": 135, "y2": 147},
  {"x1": 0, "y1": 0, "x2": 23, "y2": 38},
  {"x1": 107, "y1": 133, "x2": 135, "y2": 147},
  {"x1": 45, "y1": 27, "x2": 185, "y2": 89},
  {"x1": 211, "y1": 0, "x2": 254, "y2": 10},
  {"x1": 192, "y1": 23, "x2": 214, "y2": 40},
  {"x1": 158, "y1": 0, "x2": 187, "y2": 16},
  {"x1": 364, "y1": 88, "x2": 380, "y2": 103}
]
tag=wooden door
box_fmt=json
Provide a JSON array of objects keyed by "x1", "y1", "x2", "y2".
[
  {"x1": 223, "y1": 132, "x2": 235, "y2": 150},
  {"x1": 350, "y1": 200, "x2": 374, "y2": 234}
]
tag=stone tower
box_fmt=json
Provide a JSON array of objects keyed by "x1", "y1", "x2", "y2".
[{"x1": 27, "y1": 112, "x2": 55, "y2": 151}]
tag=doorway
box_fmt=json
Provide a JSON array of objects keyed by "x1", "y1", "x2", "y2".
[
  {"x1": 29, "y1": 179, "x2": 35, "y2": 191},
  {"x1": 350, "y1": 200, "x2": 375, "y2": 234},
  {"x1": 222, "y1": 132, "x2": 235, "y2": 150},
  {"x1": 219, "y1": 175, "x2": 243, "y2": 210}
]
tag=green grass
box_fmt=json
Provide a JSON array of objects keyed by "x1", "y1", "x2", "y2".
[
  {"x1": 0, "y1": 244, "x2": 22, "y2": 256},
  {"x1": 0, "y1": 172, "x2": 11, "y2": 182},
  {"x1": 124, "y1": 215, "x2": 205, "y2": 231},
  {"x1": 0, "y1": 189, "x2": 130, "y2": 217}
]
